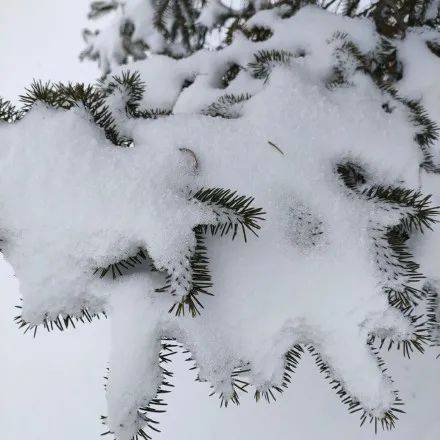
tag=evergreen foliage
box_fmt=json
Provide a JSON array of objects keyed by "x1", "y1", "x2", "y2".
[
  {"x1": 79, "y1": 0, "x2": 440, "y2": 76},
  {"x1": 3, "y1": 1, "x2": 440, "y2": 440}
]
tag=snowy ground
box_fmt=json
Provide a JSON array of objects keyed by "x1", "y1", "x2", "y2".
[{"x1": 1, "y1": 1, "x2": 440, "y2": 439}]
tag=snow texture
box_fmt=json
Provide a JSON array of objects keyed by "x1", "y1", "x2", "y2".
[{"x1": 1, "y1": 5, "x2": 440, "y2": 440}]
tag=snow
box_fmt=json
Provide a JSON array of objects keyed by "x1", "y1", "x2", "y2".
[
  {"x1": 427, "y1": 0, "x2": 440, "y2": 20},
  {"x1": 2, "y1": 3, "x2": 440, "y2": 440},
  {"x1": 107, "y1": 276, "x2": 164, "y2": 440},
  {"x1": 397, "y1": 26, "x2": 440, "y2": 296},
  {"x1": 0, "y1": 103, "x2": 213, "y2": 324}
]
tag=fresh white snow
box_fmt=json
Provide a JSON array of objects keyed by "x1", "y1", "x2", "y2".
[{"x1": 2, "y1": 4, "x2": 440, "y2": 440}]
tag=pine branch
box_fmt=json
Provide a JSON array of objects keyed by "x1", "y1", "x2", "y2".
[
  {"x1": 336, "y1": 162, "x2": 367, "y2": 190},
  {"x1": 56, "y1": 82, "x2": 127, "y2": 145},
  {"x1": 153, "y1": 0, "x2": 204, "y2": 56},
  {"x1": 341, "y1": 0, "x2": 361, "y2": 16},
  {"x1": 154, "y1": 0, "x2": 173, "y2": 40},
  {"x1": 102, "y1": 71, "x2": 146, "y2": 113},
  {"x1": 227, "y1": 21, "x2": 274, "y2": 44},
  {"x1": 337, "y1": 161, "x2": 439, "y2": 309},
  {"x1": 424, "y1": 282, "x2": 440, "y2": 350},
  {"x1": 307, "y1": 345, "x2": 405, "y2": 433},
  {"x1": 19, "y1": 80, "x2": 129, "y2": 146},
  {"x1": 88, "y1": 0, "x2": 119, "y2": 19},
  {"x1": 381, "y1": 226, "x2": 425, "y2": 309},
  {"x1": 157, "y1": 188, "x2": 265, "y2": 317},
  {"x1": 221, "y1": 63, "x2": 242, "y2": 88},
  {"x1": 244, "y1": 25, "x2": 273, "y2": 42},
  {"x1": 101, "y1": 71, "x2": 172, "y2": 119},
  {"x1": 162, "y1": 227, "x2": 213, "y2": 318},
  {"x1": 248, "y1": 49, "x2": 294, "y2": 81},
  {"x1": 427, "y1": 40, "x2": 440, "y2": 57},
  {"x1": 254, "y1": 345, "x2": 304, "y2": 402},
  {"x1": 192, "y1": 187, "x2": 266, "y2": 242},
  {"x1": 90, "y1": 186, "x2": 264, "y2": 319},
  {"x1": 377, "y1": 84, "x2": 440, "y2": 172},
  {"x1": 337, "y1": 162, "x2": 440, "y2": 235},
  {"x1": 327, "y1": 35, "x2": 438, "y2": 169},
  {"x1": 136, "y1": 108, "x2": 173, "y2": 119},
  {"x1": 371, "y1": 39, "x2": 403, "y2": 84},
  {"x1": 363, "y1": 186, "x2": 439, "y2": 233},
  {"x1": 208, "y1": 365, "x2": 251, "y2": 407},
  {"x1": 101, "y1": 342, "x2": 176, "y2": 440},
  {"x1": 19, "y1": 80, "x2": 58, "y2": 110},
  {"x1": 14, "y1": 303, "x2": 106, "y2": 337},
  {"x1": 326, "y1": 31, "x2": 369, "y2": 88},
  {"x1": 202, "y1": 93, "x2": 252, "y2": 119},
  {"x1": 368, "y1": 308, "x2": 431, "y2": 358},
  {"x1": 0, "y1": 98, "x2": 19, "y2": 123},
  {"x1": 94, "y1": 248, "x2": 154, "y2": 279}
]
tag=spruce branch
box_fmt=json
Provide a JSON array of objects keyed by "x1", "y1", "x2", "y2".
[
  {"x1": 94, "y1": 248, "x2": 154, "y2": 279},
  {"x1": 19, "y1": 80, "x2": 58, "y2": 110},
  {"x1": 193, "y1": 187, "x2": 266, "y2": 242},
  {"x1": 377, "y1": 84, "x2": 440, "y2": 172},
  {"x1": 89, "y1": 186, "x2": 264, "y2": 318},
  {"x1": 158, "y1": 188, "x2": 265, "y2": 317},
  {"x1": 336, "y1": 162, "x2": 440, "y2": 234},
  {"x1": 371, "y1": 38, "x2": 403, "y2": 84},
  {"x1": 248, "y1": 49, "x2": 294, "y2": 81},
  {"x1": 0, "y1": 98, "x2": 19, "y2": 123},
  {"x1": 326, "y1": 31, "x2": 369, "y2": 88},
  {"x1": 161, "y1": 227, "x2": 213, "y2": 318},
  {"x1": 341, "y1": 0, "x2": 361, "y2": 16},
  {"x1": 337, "y1": 161, "x2": 439, "y2": 309},
  {"x1": 368, "y1": 308, "x2": 431, "y2": 358},
  {"x1": 327, "y1": 35, "x2": 439, "y2": 169},
  {"x1": 221, "y1": 63, "x2": 242, "y2": 88},
  {"x1": 363, "y1": 186, "x2": 439, "y2": 233},
  {"x1": 14, "y1": 303, "x2": 106, "y2": 337},
  {"x1": 254, "y1": 345, "x2": 304, "y2": 403},
  {"x1": 153, "y1": 0, "x2": 204, "y2": 56},
  {"x1": 136, "y1": 108, "x2": 173, "y2": 119},
  {"x1": 381, "y1": 226, "x2": 425, "y2": 309},
  {"x1": 336, "y1": 162, "x2": 367, "y2": 190},
  {"x1": 55, "y1": 82, "x2": 127, "y2": 145},
  {"x1": 307, "y1": 345, "x2": 405, "y2": 432},
  {"x1": 88, "y1": 0, "x2": 119, "y2": 19},
  {"x1": 103, "y1": 71, "x2": 145, "y2": 113},
  {"x1": 202, "y1": 93, "x2": 252, "y2": 119},
  {"x1": 101, "y1": 342, "x2": 176, "y2": 440},
  {"x1": 424, "y1": 282, "x2": 440, "y2": 350},
  {"x1": 19, "y1": 80, "x2": 130, "y2": 146},
  {"x1": 154, "y1": 0, "x2": 172, "y2": 40},
  {"x1": 244, "y1": 25, "x2": 274, "y2": 42},
  {"x1": 101, "y1": 70, "x2": 172, "y2": 119},
  {"x1": 427, "y1": 40, "x2": 440, "y2": 57},
  {"x1": 227, "y1": 21, "x2": 274, "y2": 44},
  {"x1": 209, "y1": 366, "x2": 251, "y2": 407}
]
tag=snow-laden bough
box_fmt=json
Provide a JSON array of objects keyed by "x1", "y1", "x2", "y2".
[{"x1": 2, "y1": 6, "x2": 440, "y2": 440}]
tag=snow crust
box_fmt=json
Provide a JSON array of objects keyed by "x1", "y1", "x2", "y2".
[{"x1": 1, "y1": 5, "x2": 439, "y2": 440}]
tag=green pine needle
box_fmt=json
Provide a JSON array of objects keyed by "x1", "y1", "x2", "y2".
[
  {"x1": 192, "y1": 187, "x2": 266, "y2": 242},
  {"x1": 248, "y1": 49, "x2": 294, "y2": 81},
  {"x1": 308, "y1": 345, "x2": 405, "y2": 433}
]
